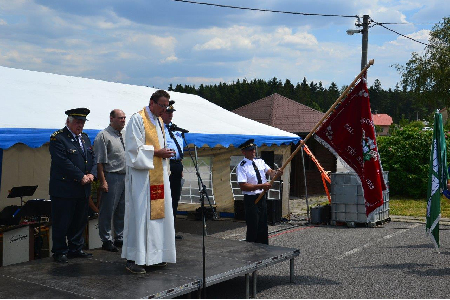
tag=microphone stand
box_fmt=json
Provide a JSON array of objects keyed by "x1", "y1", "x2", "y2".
[{"x1": 181, "y1": 132, "x2": 218, "y2": 298}]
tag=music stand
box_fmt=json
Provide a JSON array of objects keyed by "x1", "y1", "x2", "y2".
[{"x1": 7, "y1": 186, "x2": 38, "y2": 207}]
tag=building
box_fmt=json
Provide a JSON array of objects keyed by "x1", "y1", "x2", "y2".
[
  {"x1": 372, "y1": 114, "x2": 393, "y2": 136},
  {"x1": 233, "y1": 93, "x2": 337, "y2": 196}
]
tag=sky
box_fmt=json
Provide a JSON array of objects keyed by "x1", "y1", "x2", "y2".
[{"x1": 0, "y1": 0, "x2": 449, "y2": 92}]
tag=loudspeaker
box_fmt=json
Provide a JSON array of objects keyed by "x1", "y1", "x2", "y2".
[
  {"x1": 21, "y1": 199, "x2": 51, "y2": 218},
  {"x1": 0, "y1": 205, "x2": 22, "y2": 226}
]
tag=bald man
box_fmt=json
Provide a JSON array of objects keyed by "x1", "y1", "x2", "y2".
[{"x1": 94, "y1": 109, "x2": 127, "y2": 252}]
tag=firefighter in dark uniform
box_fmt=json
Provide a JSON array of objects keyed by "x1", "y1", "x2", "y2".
[
  {"x1": 49, "y1": 108, "x2": 95, "y2": 263},
  {"x1": 236, "y1": 139, "x2": 282, "y2": 245}
]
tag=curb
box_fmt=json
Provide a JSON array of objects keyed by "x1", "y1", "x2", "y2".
[{"x1": 390, "y1": 215, "x2": 450, "y2": 226}]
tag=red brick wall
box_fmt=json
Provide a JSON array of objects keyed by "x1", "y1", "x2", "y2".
[{"x1": 290, "y1": 137, "x2": 336, "y2": 197}]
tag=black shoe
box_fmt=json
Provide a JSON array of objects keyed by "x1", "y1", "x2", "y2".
[
  {"x1": 113, "y1": 240, "x2": 123, "y2": 248},
  {"x1": 67, "y1": 250, "x2": 93, "y2": 259},
  {"x1": 149, "y1": 262, "x2": 167, "y2": 268},
  {"x1": 102, "y1": 241, "x2": 119, "y2": 252},
  {"x1": 175, "y1": 235, "x2": 183, "y2": 240},
  {"x1": 53, "y1": 254, "x2": 68, "y2": 263},
  {"x1": 126, "y1": 261, "x2": 146, "y2": 274}
]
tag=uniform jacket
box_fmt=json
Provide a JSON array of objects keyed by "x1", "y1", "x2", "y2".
[{"x1": 49, "y1": 127, "x2": 95, "y2": 198}]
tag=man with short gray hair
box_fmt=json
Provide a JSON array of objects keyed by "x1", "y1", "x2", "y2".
[
  {"x1": 49, "y1": 108, "x2": 95, "y2": 263},
  {"x1": 94, "y1": 109, "x2": 127, "y2": 252}
]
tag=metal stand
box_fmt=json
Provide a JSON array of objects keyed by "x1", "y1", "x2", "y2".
[
  {"x1": 300, "y1": 148, "x2": 310, "y2": 222},
  {"x1": 182, "y1": 133, "x2": 218, "y2": 299}
]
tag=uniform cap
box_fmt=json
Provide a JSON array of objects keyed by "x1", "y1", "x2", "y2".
[
  {"x1": 238, "y1": 139, "x2": 256, "y2": 151},
  {"x1": 166, "y1": 100, "x2": 176, "y2": 112},
  {"x1": 65, "y1": 108, "x2": 90, "y2": 121}
]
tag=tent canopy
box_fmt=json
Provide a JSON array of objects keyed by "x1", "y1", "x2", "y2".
[{"x1": 0, "y1": 66, "x2": 300, "y2": 149}]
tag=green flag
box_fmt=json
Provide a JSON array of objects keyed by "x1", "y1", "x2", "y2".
[{"x1": 426, "y1": 112, "x2": 447, "y2": 250}]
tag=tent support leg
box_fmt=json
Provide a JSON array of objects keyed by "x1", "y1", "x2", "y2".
[
  {"x1": 252, "y1": 271, "x2": 257, "y2": 298},
  {"x1": 290, "y1": 258, "x2": 295, "y2": 283}
]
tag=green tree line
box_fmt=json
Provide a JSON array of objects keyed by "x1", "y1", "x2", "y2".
[{"x1": 169, "y1": 77, "x2": 432, "y2": 124}]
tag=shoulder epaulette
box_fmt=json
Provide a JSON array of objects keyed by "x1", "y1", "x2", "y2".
[
  {"x1": 240, "y1": 160, "x2": 247, "y2": 166},
  {"x1": 50, "y1": 129, "x2": 63, "y2": 140}
]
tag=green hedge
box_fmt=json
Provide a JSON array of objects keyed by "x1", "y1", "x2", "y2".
[{"x1": 377, "y1": 126, "x2": 450, "y2": 198}]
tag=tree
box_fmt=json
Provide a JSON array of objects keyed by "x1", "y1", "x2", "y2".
[{"x1": 396, "y1": 17, "x2": 450, "y2": 109}]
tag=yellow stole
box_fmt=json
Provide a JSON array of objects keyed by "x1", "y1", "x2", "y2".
[{"x1": 139, "y1": 107, "x2": 166, "y2": 220}]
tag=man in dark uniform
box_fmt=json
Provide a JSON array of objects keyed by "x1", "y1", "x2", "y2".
[
  {"x1": 161, "y1": 101, "x2": 184, "y2": 240},
  {"x1": 236, "y1": 139, "x2": 282, "y2": 245},
  {"x1": 49, "y1": 108, "x2": 95, "y2": 263}
]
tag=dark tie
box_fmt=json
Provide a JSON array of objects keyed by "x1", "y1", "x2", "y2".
[
  {"x1": 75, "y1": 135, "x2": 85, "y2": 154},
  {"x1": 167, "y1": 125, "x2": 183, "y2": 159},
  {"x1": 252, "y1": 161, "x2": 262, "y2": 184},
  {"x1": 118, "y1": 132, "x2": 125, "y2": 151}
]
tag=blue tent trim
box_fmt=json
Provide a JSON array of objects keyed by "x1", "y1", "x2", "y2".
[
  {"x1": 0, "y1": 128, "x2": 300, "y2": 149},
  {"x1": 0, "y1": 128, "x2": 101, "y2": 149},
  {"x1": 0, "y1": 149, "x2": 3, "y2": 192},
  {"x1": 183, "y1": 133, "x2": 300, "y2": 148}
]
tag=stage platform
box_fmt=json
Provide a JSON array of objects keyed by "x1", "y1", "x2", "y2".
[{"x1": 0, "y1": 233, "x2": 299, "y2": 298}]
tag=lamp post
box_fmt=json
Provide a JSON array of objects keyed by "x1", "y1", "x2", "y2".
[{"x1": 347, "y1": 15, "x2": 370, "y2": 71}]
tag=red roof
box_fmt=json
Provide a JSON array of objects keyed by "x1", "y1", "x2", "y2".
[
  {"x1": 372, "y1": 114, "x2": 393, "y2": 126},
  {"x1": 233, "y1": 93, "x2": 324, "y2": 133}
]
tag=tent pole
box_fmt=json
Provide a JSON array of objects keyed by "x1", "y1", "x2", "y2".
[{"x1": 300, "y1": 147, "x2": 310, "y2": 222}]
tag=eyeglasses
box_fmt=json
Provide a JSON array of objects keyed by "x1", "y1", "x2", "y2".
[{"x1": 154, "y1": 102, "x2": 168, "y2": 109}]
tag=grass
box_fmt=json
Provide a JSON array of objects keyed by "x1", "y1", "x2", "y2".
[{"x1": 390, "y1": 196, "x2": 450, "y2": 218}]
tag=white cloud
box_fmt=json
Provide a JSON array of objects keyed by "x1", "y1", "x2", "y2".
[
  {"x1": 194, "y1": 37, "x2": 231, "y2": 50},
  {"x1": 162, "y1": 55, "x2": 178, "y2": 63},
  {"x1": 0, "y1": 19, "x2": 7, "y2": 25},
  {"x1": 276, "y1": 27, "x2": 318, "y2": 47},
  {"x1": 193, "y1": 25, "x2": 318, "y2": 53}
]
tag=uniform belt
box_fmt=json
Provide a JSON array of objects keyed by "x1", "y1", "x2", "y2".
[{"x1": 170, "y1": 159, "x2": 183, "y2": 163}]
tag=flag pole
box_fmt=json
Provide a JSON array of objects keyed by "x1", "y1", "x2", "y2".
[{"x1": 255, "y1": 59, "x2": 375, "y2": 204}]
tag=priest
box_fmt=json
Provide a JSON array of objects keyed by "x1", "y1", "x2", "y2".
[{"x1": 121, "y1": 90, "x2": 177, "y2": 274}]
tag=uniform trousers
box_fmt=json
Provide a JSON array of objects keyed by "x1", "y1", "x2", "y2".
[
  {"x1": 169, "y1": 160, "x2": 183, "y2": 218},
  {"x1": 243, "y1": 193, "x2": 268, "y2": 245},
  {"x1": 98, "y1": 172, "x2": 125, "y2": 242},
  {"x1": 51, "y1": 196, "x2": 89, "y2": 255}
]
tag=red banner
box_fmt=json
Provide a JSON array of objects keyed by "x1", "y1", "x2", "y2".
[{"x1": 315, "y1": 76, "x2": 386, "y2": 216}]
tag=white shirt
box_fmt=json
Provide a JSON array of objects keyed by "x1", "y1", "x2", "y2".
[
  {"x1": 65, "y1": 126, "x2": 84, "y2": 150},
  {"x1": 236, "y1": 157, "x2": 270, "y2": 195}
]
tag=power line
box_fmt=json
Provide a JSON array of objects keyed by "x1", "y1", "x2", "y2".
[
  {"x1": 372, "y1": 20, "x2": 430, "y2": 47},
  {"x1": 173, "y1": 0, "x2": 434, "y2": 48},
  {"x1": 172, "y1": 0, "x2": 358, "y2": 18}
]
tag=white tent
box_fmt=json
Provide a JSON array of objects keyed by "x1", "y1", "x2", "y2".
[
  {"x1": 0, "y1": 66, "x2": 299, "y2": 149},
  {"x1": 0, "y1": 66, "x2": 299, "y2": 213}
]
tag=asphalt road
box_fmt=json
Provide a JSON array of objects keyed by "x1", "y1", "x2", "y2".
[{"x1": 176, "y1": 218, "x2": 450, "y2": 298}]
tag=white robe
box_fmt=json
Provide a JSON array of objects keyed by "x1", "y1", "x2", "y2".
[{"x1": 121, "y1": 109, "x2": 176, "y2": 266}]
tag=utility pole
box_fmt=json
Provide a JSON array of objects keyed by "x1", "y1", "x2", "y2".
[
  {"x1": 361, "y1": 15, "x2": 369, "y2": 71},
  {"x1": 347, "y1": 15, "x2": 370, "y2": 72}
]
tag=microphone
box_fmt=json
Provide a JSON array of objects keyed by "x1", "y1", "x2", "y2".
[{"x1": 170, "y1": 123, "x2": 189, "y2": 134}]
